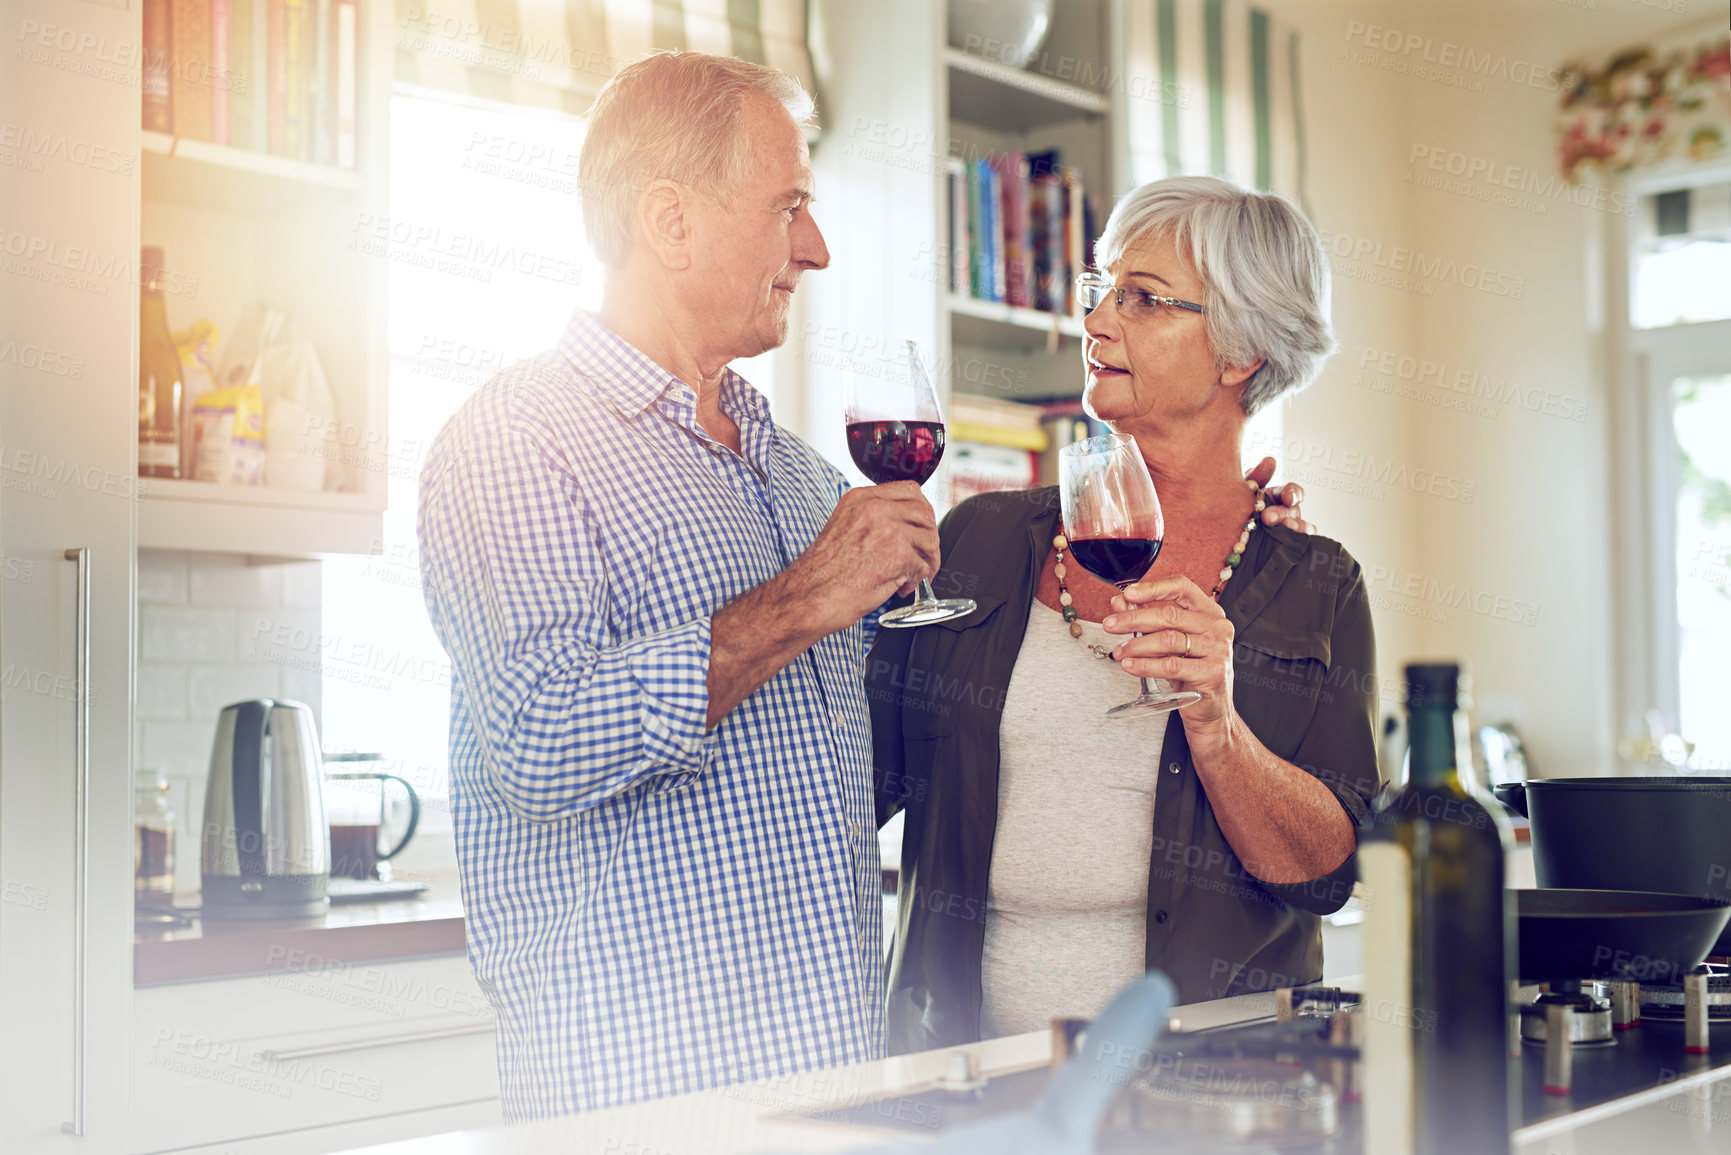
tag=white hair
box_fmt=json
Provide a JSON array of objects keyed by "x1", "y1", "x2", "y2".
[
  {"x1": 579, "y1": 51, "x2": 816, "y2": 269},
  {"x1": 1094, "y1": 175, "x2": 1336, "y2": 416}
]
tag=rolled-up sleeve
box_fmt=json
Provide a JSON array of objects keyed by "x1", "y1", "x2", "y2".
[
  {"x1": 1260, "y1": 551, "x2": 1382, "y2": 915},
  {"x1": 418, "y1": 391, "x2": 719, "y2": 822}
]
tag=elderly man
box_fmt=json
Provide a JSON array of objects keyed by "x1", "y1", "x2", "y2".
[
  {"x1": 417, "y1": 51, "x2": 933, "y2": 1119},
  {"x1": 420, "y1": 49, "x2": 1306, "y2": 1119}
]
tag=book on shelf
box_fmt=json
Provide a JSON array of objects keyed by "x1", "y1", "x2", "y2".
[
  {"x1": 947, "y1": 160, "x2": 969, "y2": 295},
  {"x1": 335, "y1": 0, "x2": 357, "y2": 167},
  {"x1": 210, "y1": 0, "x2": 230, "y2": 145},
  {"x1": 312, "y1": 0, "x2": 331, "y2": 164},
  {"x1": 968, "y1": 161, "x2": 989, "y2": 300},
  {"x1": 948, "y1": 393, "x2": 1050, "y2": 452},
  {"x1": 227, "y1": 0, "x2": 255, "y2": 150},
  {"x1": 144, "y1": 0, "x2": 356, "y2": 168},
  {"x1": 989, "y1": 153, "x2": 1033, "y2": 308},
  {"x1": 143, "y1": 0, "x2": 173, "y2": 132},
  {"x1": 171, "y1": 0, "x2": 213, "y2": 140},
  {"x1": 268, "y1": 0, "x2": 287, "y2": 154},
  {"x1": 951, "y1": 149, "x2": 1096, "y2": 320},
  {"x1": 945, "y1": 441, "x2": 1039, "y2": 507}
]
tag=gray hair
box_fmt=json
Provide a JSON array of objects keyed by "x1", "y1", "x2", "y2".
[
  {"x1": 579, "y1": 51, "x2": 816, "y2": 269},
  {"x1": 1094, "y1": 175, "x2": 1335, "y2": 416}
]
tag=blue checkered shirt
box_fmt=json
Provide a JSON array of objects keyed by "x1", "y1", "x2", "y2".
[{"x1": 417, "y1": 311, "x2": 884, "y2": 1119}]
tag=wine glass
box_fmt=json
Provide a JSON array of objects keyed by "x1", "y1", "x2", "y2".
[
  {"x1": 1058, "y1": 433, "x2": 1202, "y2": 716},
  {"x1": 843, "y1": 341, "x2": 977, "y2": 628}
]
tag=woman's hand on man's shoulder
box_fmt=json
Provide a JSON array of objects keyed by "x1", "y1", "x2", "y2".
[{"x1": 1246, "y1": 457, "x2": 1311, "y2": 535}]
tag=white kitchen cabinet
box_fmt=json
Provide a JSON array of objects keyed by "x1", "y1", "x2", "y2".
[
  {"x1": 0, "y1": 1, "x2": 140, "y2": 1149},
  {"x1": 131, "y1": 954, "x2": 500, "y2": 1153},
  {"x1": 137, "y1": 2, "x2": 392, "y2": 558}
]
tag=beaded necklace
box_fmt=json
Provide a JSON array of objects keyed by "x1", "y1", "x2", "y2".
[{"x1": 1052, "y1": 478, "x2": 1265, "y2": 658}]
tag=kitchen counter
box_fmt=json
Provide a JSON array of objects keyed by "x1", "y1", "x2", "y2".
[
  {"x1": 134, "y1": 890, "x2": 466, "y2": 985},
  {"x1": 334, "y1": 981, "x2": 1731, "y2": 1155}
]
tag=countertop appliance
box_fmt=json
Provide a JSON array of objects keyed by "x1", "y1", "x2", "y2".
[{"x1": 200, "y1": 699, "x2": 329, "y2": 919}]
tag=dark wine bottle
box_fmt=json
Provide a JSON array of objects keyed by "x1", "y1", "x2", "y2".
[
  {"x1": 138, "y1": 247, "x2": 183, "y2": 480},
  {"x1": 1361, "y1": 662, "x2": 1515, "y2": 1155}
]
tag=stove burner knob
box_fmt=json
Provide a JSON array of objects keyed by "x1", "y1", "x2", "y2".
[
  {"x1": 1685, "y1": 970, "x2": 1711, "y2": 1055},
  {"x1": 1543, "y1": 1004, "x2": 1573, "y2": 1095},
  {"x1": 1609, "y1": 981, "x2": 1640, "y2": 1030}
]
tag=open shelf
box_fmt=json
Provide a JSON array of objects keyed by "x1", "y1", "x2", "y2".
[
  {"x1": 139, "y1": 479, "x2": 384, "y2": 557},
  {"x1": 944, "y1": 46, "x2": 1108, "y2": 130},
  {"x1": 948, "y1": 293, "x2": 1086, "y2": 351},
  {"x1": 142, "y1": 131, "x2": 361, "y2": 210}
]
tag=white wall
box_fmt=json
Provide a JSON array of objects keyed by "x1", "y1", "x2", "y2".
[{"x1": 1236, "y1": 0, "x2": 1705, "y2": 773}]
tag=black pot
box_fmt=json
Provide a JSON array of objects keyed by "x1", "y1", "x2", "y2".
[{"x1": 1494, "y1": 776, "x2": 1731, "y2": 955}]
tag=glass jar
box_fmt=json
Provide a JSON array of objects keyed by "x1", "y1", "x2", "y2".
[{"x1": 134, "y1": 768, "x2": 176, "y2": 903}]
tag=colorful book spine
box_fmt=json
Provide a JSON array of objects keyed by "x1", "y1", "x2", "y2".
[
  {"x1": 1030, "y1": 173, "x2": 1061, "y2": 313},
  {"x1": 284, "y1": 0, "x2": 307, "y2": 159},
  {"x1": 312, "y1": 0, "x2": 330, "y2": 164},
  {"x1": 267, "y1": 0, "x2": 287, "y2": 154},
  {"x1": 335, "y1": 0, "x2": 357, "y2": 167},
  {"x1": 170, "y1": 0, "x2": 213, "y2": 141},
  {"x1": 990, "y1": 153, "x2": 1034, "y2": 309},
  {"x1": 969, "y1": 160, "x2": 989, "y2": 299},
  {"x1": 142, "y1": 0, "x2": 173, "y2": 132},
  {"x1": 1065, "y1": 168, "x2": 1086, "y2": 316},
  {"x1": 251, "y1": 0, "x2": 270, "y2": 151},
  {"x1": 227, "y1": 0, "x2": 253, "y2": 149},
  {"x1": 948, "y1": 161, "x2": 969, "y2": 294},
  {"x1": 209, "y1": 0, "x2": 230, "y2": 145},
  {"x1": 997, "y1": 167, "x2": 1010, "y2": 304}
]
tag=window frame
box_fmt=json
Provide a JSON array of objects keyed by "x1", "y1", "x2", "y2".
[{"x1": 1607, "y1": 159, "x2": 1731, "y2": 762}]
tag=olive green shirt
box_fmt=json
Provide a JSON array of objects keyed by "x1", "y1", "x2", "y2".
[{"x1": 868, "y1": 486, "x2": 1382, "y2": 1054}]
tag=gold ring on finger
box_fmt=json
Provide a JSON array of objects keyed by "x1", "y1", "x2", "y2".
[{"x1": 1183, "y1": 633, "x2": 1191, "y2": 657}]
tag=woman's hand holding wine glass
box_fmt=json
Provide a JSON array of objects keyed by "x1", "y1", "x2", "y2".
[{"x1": 1103, "y1": 576, "x2": 1237, "y2": 743}]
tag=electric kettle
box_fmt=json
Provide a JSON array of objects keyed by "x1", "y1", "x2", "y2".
[{"x1": 200, "y1": 699, "x2": 330, "y2": 919}]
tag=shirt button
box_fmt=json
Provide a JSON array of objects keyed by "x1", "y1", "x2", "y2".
[
  {"x1": 1154, "y1": 910, "x2": 1170, "y2": 925},
  {"x1": 1168, "y1": 762, "x2": 1181, "y2": 774}
]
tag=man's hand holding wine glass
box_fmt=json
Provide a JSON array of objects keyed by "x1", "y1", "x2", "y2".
[{"x1": 784, "y1": 482, "x2": 940, "y2": 634}]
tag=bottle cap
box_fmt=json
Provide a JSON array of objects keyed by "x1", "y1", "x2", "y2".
[{"x1": 1405, "y1": 662, "x2": 1470, "y2": 710}]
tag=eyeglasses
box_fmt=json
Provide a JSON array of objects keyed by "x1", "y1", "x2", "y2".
[{"x1": 1074, "y1": 272, "x2": 1207, "y2": 320}]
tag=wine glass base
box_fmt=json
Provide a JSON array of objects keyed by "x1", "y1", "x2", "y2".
[
  {"x1": 879, "y1": 598, "x2": 978, "y2": 629},
  {"x1": 1107, "y1": 690, "x2": 1202, "y2": 717}
]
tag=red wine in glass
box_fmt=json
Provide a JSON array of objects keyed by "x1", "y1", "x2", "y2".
[
  {"x1": 1068, "y1": 537, "x2": 1162, "y2": 588},
  {"x1": 1058, "y1": 433, "x2": 1200, "y2": 717},
  {"x1": 846, "y1": 420, "x2": 946, "y2": 486},
  {"x1": 842, "y1": 343, "x2": 976, "y2": 628}
]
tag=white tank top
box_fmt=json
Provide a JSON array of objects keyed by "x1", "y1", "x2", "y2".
[{"x1": 979, "y1": 599, "x2": 1168, "y2": 1038}]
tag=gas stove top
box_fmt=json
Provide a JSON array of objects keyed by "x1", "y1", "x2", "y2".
[{"x1": 796, "y1": 975, "x2": 1731, "y2": 1152}]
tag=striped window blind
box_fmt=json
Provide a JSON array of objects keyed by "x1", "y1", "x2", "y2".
[
  {"x1": 1124, "y1": 0, "x2": 1307, "y2": 207},
  {"x1": 394, "y1": 0, "x2": 817, "y2": 117}
]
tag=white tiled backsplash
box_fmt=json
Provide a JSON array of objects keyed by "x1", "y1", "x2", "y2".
[{"x1": 137, "y1": 549, "x2": 323, "y2": 894}]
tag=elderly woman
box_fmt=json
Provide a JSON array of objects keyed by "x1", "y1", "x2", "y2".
[{"x1": 868, "y1": 175, "x2": 1380, "y2": 1053}]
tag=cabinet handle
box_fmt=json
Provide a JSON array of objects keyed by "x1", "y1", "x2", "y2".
[
  {"x1": 60, "y1": 547, "x2": 90, "y2": 1138},
  {"x1": 260, "y1": 1020, "x2": 494, "y2": 1061}
]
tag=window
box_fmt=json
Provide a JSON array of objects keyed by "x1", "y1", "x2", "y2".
[
  {"x1": 1618, "y1": 174, "x2": 1731, "y2": 771},
  {"x1": 1633, "y1": 181, "x2": 1731, "y2": 329},
  {"x1": 1673, "y1": 372, "x2": 1731, "y2": 769},
  {"x1": 321, "y1": 91, "x2": 784, "y2": 812},
  {"x1": 319, "y1": 93, "x2": 598, "y2": 809}
]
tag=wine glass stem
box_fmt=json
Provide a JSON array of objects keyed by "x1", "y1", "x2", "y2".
[
  {"x1": 912, "y1": 578, "x2": 939, "y2": 607},
  {"x1": 1132, "y1": 632, "x2": 1155, "y2": 698}
]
